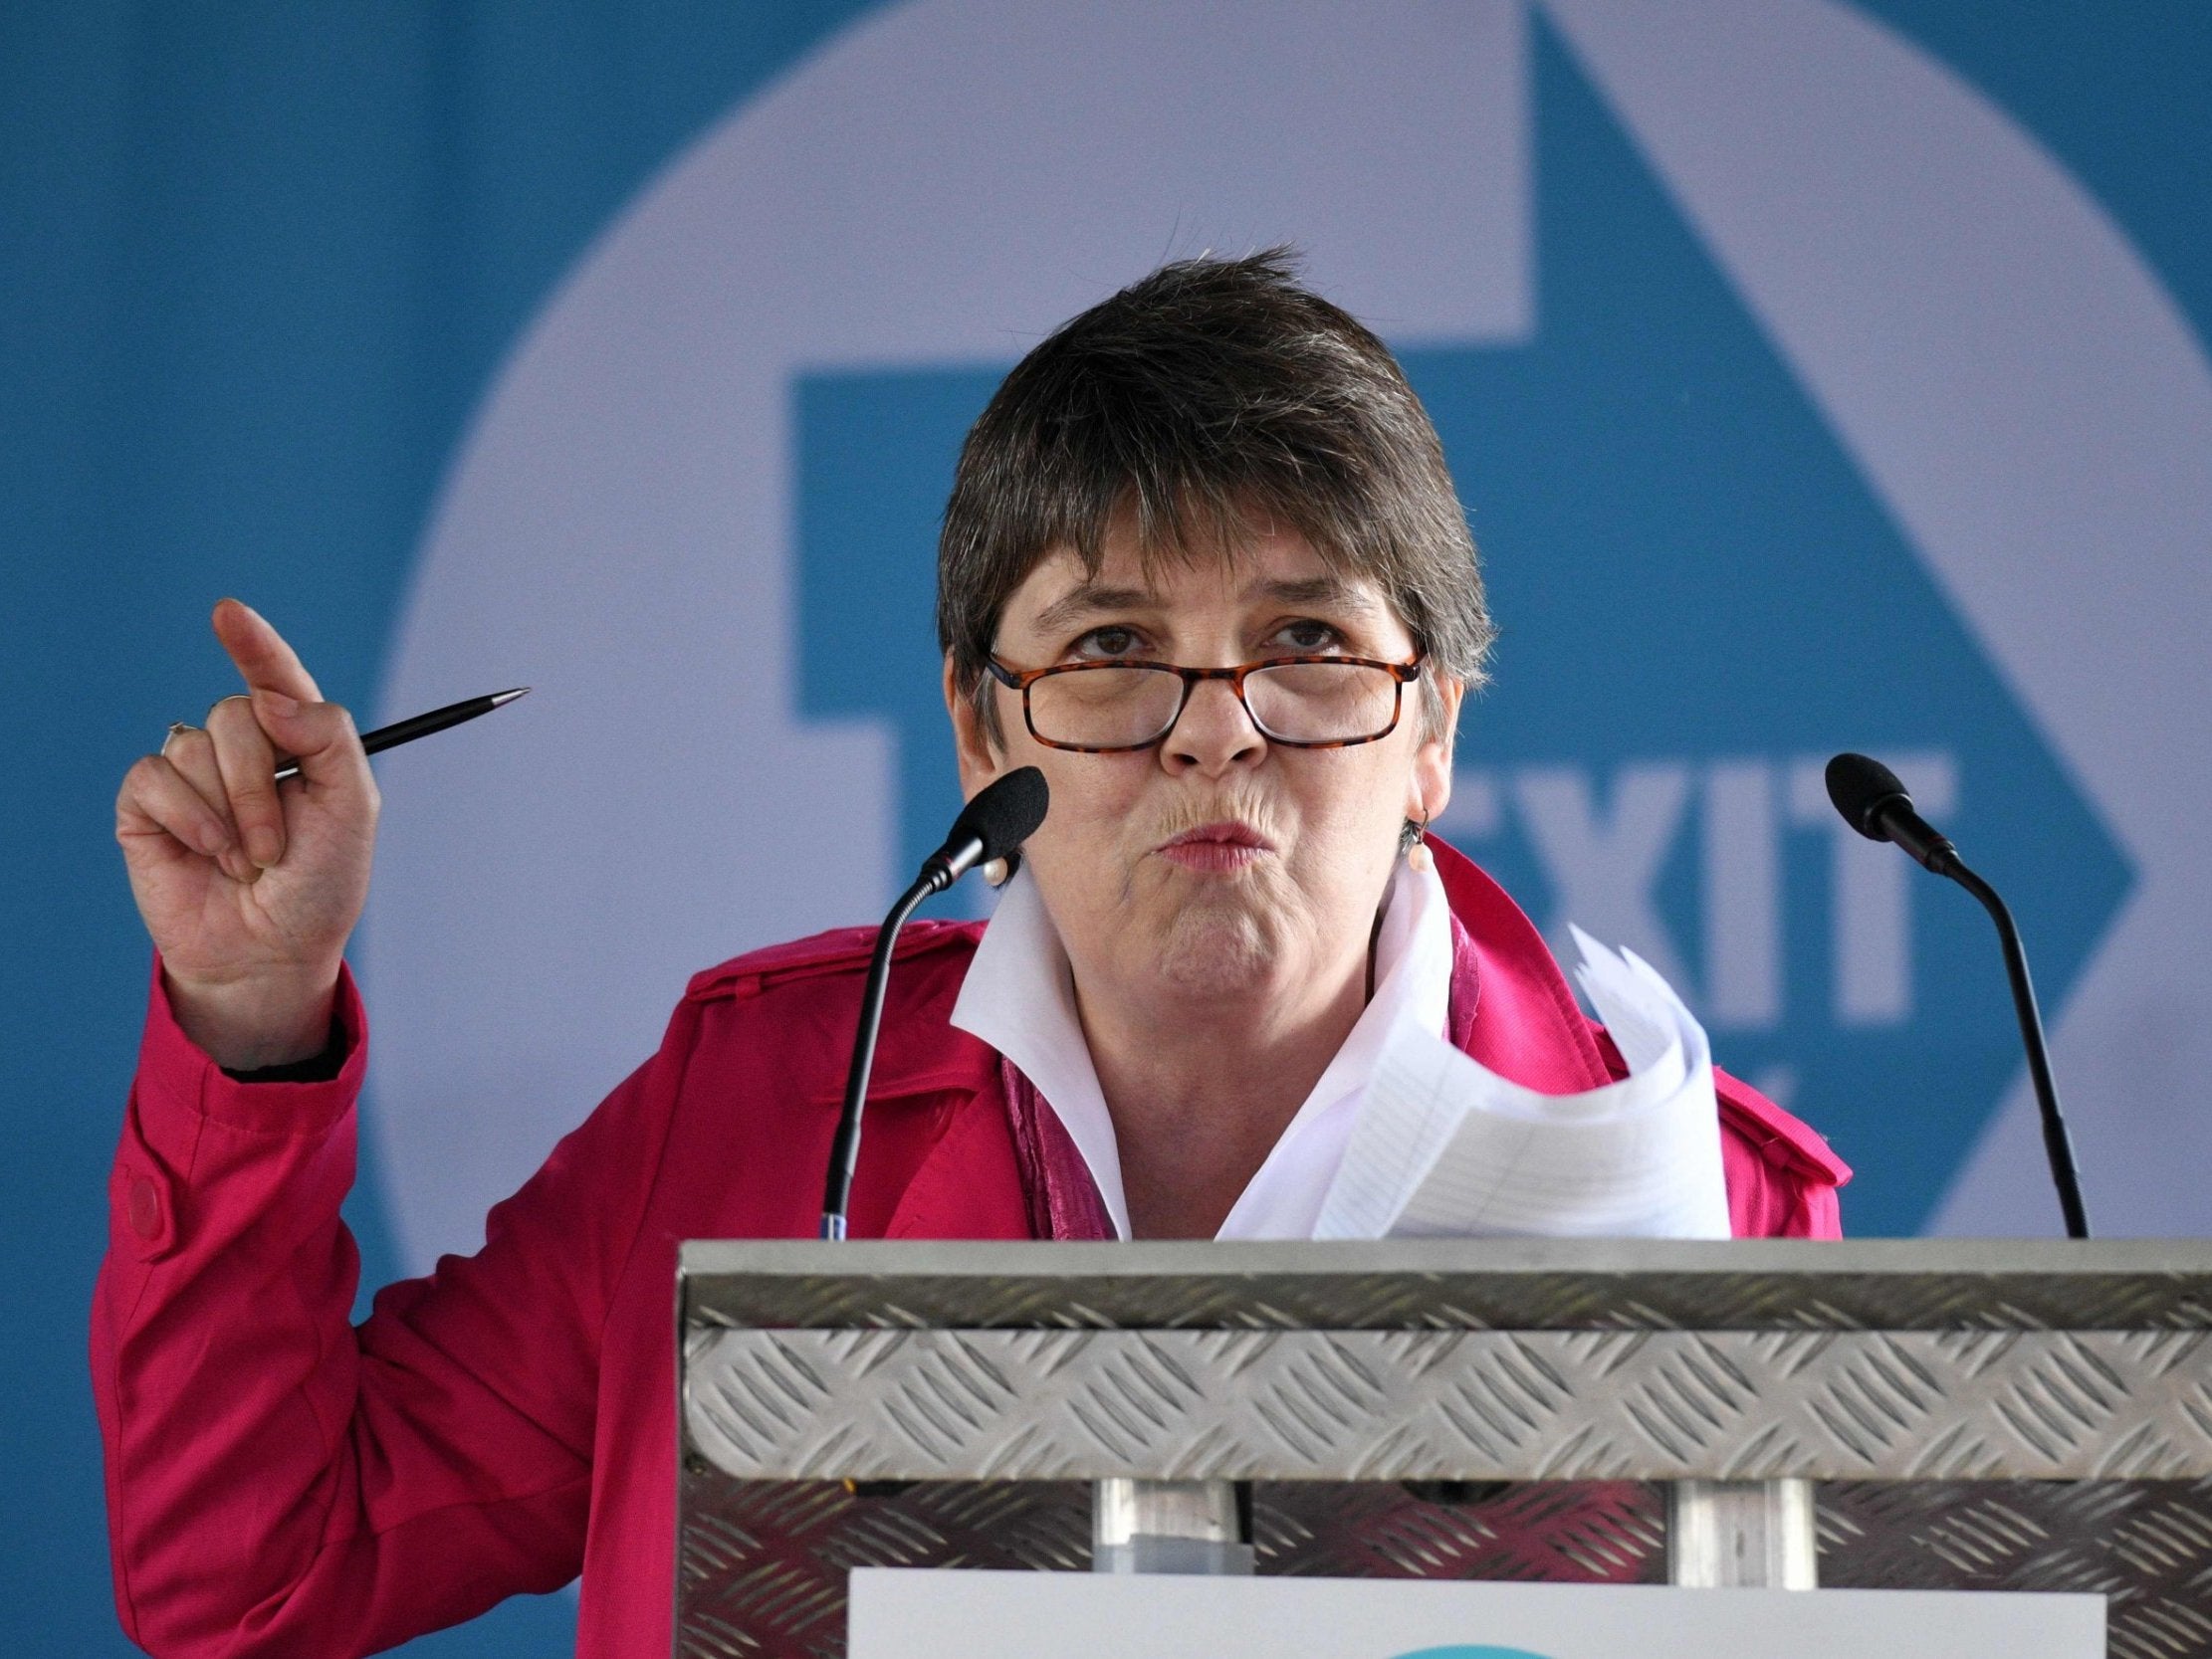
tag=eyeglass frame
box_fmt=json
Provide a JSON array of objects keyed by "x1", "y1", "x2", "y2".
[{"x1": 982, "y1": 652, "x2": 1427, "y2": 753}]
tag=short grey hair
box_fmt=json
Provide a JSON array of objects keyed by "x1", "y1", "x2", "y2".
[{"x1": 937, "y1": 249, "x2": 1494, "y2": 741}]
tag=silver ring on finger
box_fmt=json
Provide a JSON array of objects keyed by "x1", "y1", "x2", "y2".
[
  {"x1": 160, "y1": 722, "x2": 201, "y2": 757},
  {"x1": 204, "y1": 692, "x2": 255, "y2": 724}
]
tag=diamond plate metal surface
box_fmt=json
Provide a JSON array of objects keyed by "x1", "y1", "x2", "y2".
[
  {"x1": 676, "y1": 1478, "x2": 2212, "y2": 1659},
  {"x1": 673, "y1": 1479, "x2": 1666, "y2": 1659},
  {"x1": 1818, "y1": 1481, "x2": 2212, "y2": 1659},
  {"x1": 687, "y1": 1327, "x2": 2212, "y2": 1483},
  {"x1": 678, "y1": 1480, "x2": 1093, "y2": 1658},
  {"x1": 676, "y1": 1242, "x2": 2212, "y2": 1657},
  {"x1": 682, "y1": 1239, "x2": 2212, "y2": 1334}
]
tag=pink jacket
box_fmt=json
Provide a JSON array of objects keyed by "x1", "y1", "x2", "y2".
[{"x1": 94, "y1": 841, "x2": 1848, "y2": 1657}]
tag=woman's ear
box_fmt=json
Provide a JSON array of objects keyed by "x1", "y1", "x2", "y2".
[
  {"x1": 944, "y1": 657, "x2": 1003, "y2": 796},
  {"x1": 1408, "y1": 674, "x2": 1465, "y2": 826}
]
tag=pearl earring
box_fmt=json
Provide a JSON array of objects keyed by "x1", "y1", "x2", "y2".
[
  {"x1": 1406, "y1": 814, "x2": 1434, "y2": 875},
  {"x1": 982, "y1": 857, "x2": 1011, "y2": 888}
]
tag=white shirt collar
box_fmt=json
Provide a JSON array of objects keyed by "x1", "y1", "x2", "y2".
[{"x1": 949, "y1": 857, "x2": 1455, "y2": 1240}]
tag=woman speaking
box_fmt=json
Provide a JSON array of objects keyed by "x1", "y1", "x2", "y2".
[{"x1": 96, "y1": 252, "x2": 1845, "y2": 1657}]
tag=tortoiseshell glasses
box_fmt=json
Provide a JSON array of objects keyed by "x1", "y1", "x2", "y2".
[{"x1": 984, "y1": 654, "x2": 1425, "y2": 753}]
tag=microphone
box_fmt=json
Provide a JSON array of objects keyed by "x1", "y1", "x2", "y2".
[
  {"x1": 1824, "y1": 752, "x2": 1957, "y2": 875},
  {"x1": 1824, "y1": 753, "x2": 2091, "y2": 1239},
  {"x1": 920, "y1": 764, "x2": 1050, "y2": 893},
  {"x1": 819, "y1": 766, "x2": 1050, "y2": 1239}
]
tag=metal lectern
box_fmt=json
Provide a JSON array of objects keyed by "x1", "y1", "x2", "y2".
[{"x1": 675, "y1": 1239, "x2": 2212, "y2": 1657}]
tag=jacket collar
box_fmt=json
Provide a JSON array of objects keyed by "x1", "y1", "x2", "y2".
[{"x1": 1431, "y1": 835, "x2": 1616, "y2": 1094}]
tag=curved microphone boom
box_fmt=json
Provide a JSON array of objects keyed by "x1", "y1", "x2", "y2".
[
  {"x1": 1824, "y1": 753, "x2": 2091, "y2": 1239},
  {"x1": 819, "y1": 766, "x2": 1050, "y2": 1239}
]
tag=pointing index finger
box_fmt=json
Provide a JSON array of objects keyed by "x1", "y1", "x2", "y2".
[{"x1": 212, "y1": 599, "x2": 324, "y2": 704}]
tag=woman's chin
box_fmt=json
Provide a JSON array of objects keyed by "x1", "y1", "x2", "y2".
[{"x1": 1143, "y1": 894, "x2": 1285, "y2": 999}]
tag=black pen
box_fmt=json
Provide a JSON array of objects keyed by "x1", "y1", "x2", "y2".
[{"x1": 274, "y1": 687, "x2": 531, "y2": 783}]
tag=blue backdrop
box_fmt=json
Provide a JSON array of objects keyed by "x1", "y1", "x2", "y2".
[{"x1": 5, "y1": 4, "x2": 2209, "y2": 1652}]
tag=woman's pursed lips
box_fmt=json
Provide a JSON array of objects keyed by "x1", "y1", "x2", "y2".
[{"x1": 1154, "y1": 820, "x2": 1272, "y2": 873}]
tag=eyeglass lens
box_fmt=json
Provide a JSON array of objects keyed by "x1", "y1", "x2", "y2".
[{"x1": 1026, "y1": 661, "x2": 1402, "y2": 748}]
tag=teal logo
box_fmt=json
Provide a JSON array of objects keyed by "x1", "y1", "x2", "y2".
[{"x1": 1391, "y1": 1647, "x2": 1557, "y2": 1659}]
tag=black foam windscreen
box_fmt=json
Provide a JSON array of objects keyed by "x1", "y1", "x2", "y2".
[
  {"x1": 952, "y1": 765, "x2": 1049, "y2": 862},
  {"x1": 1825, "y1": 751, "x2": 1910, "y2": 842}
]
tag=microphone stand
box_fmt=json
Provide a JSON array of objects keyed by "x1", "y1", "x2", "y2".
[
  {"x1": 815, "y1": 765, "x2": 1047, "y2": 1242},
  {"x1": 1828, "y1": 753, "x2": 2091, "y2": 1241},
  {"x1": 819, "y1": 872, "x2": 939, "y2": 1240},
  {"x1": 1935, "y1": 854, "x2": 2092, "y2": 1240}
]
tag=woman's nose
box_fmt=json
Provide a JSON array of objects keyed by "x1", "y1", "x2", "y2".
[{"x1": 1162, "y1": 677, "x2": 1265, "y2": 774}]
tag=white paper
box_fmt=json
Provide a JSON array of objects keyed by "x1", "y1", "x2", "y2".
[{"x1": 1313, "y1": 925, "x2": 1731, "y2": 1240}]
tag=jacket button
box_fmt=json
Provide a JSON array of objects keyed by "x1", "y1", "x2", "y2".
[{"x1": 126, "y1": 1175, "x2": 162, "y2": 1242}]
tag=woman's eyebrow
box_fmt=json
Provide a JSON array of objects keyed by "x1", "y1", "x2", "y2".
[
  {"x1": 1029, "y1": 583, "x2": 1155, "y2": 634},
  {"x1": 1244, "y1": 575, "x2": 1382, "y2": 615}
]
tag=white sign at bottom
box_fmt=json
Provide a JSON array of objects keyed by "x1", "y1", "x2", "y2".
[{"x1": 848, "y1": 1570, "x2": 2103, "y2": 1659}]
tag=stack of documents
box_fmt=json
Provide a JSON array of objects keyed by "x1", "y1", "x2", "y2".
[{"x1": 1313, "y1": 927, "x2": 1730, "y2": 1240}]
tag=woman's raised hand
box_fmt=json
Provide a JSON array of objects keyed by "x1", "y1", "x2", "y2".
[{"x1": 115, "y1": 600, "x2": 380, "y2": 1070}]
